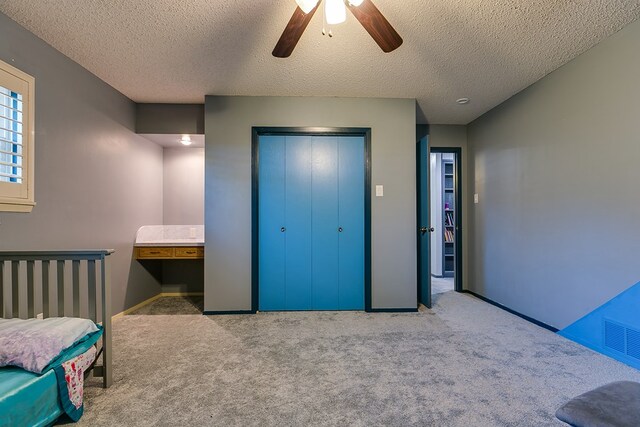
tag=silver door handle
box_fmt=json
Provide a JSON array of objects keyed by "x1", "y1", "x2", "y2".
[
  {"x1": 338, "y1": 227, "x2": 343, "y2": 233},
  {"x1": 420, "y1": 227, "x2": 434, "y2": 234},
  {"x1": 281, "y1": 227, "x2": 286, "y2": 232}
]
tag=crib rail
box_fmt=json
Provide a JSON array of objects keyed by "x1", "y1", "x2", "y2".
[{"x1": 0, "y1": 250, "x2": 114, "y2": 388}]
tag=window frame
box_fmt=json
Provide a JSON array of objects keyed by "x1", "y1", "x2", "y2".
[{"x1": 0, "y1": 59, "x2": 35, "y2": 213}]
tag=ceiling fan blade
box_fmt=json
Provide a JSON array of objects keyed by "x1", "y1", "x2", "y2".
[
  {"x1": 347, "y1": 0, "x2": 403, "y2": 53},
  {"x1": 273, "y1": 4, "x2": 320, "y2": 58}
]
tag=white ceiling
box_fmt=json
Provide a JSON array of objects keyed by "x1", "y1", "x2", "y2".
[{"x1": 1, "y1": 1, "x2": 639, "y2": 124}]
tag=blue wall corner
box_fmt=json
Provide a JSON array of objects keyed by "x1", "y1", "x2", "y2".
[{"x1": 559, "y1": 281, "x2": 640, "y2": 370}]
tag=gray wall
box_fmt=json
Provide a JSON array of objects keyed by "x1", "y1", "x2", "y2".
[
  {"x1": 467, "y1": 18, "x2": 640, "y2": 329},
  {"x1": 429, "y1": 125, "x2": 469, "y2": 289},
  {"x1": 162, "y1": 147, "x2": 205, "y2": 294},
  {"x1": 136, "y1": 104, "x2": 204, "y2": 135},
  {"x1": 163, "y1": 148, "x2": 204, "y2": 225},
  {"x1": 0, "y1": 12, "x2": 164, "y2": 315},
  {"x1": 205, "y1": 96, "x2": 416, "y2": 311}
]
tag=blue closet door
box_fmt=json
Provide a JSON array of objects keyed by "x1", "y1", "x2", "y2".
[
  {"x1": 311, "y1": 137, "x2": 340, "y2": 309},
  {"x1": 284, "y1": 136, "x2": 313, "y2": 310},
  {"x1": 258, "y1": 134, "x2": 364, "y2": 311},
  {"x1": 258, "y1": 136, "x2": 286, "y2": 311},
  {"x1": 338, "y1": 136, "x2": 365, "y2": 310}
]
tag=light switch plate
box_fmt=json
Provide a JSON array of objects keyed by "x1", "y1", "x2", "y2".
[
  {"x1": 474, "y1": 193, "x2": 479, "y2": 204},
  {"x1": 376, "y1": 185, "x2": 384, "y2": 197}
]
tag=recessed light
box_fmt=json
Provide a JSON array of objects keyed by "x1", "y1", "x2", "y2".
[
  {"x1": 180, "y1": 135, "x2": 192, "y2": 146},
  {"x1": 456, "y1": 98, "x2": 470, "y2": 105}
]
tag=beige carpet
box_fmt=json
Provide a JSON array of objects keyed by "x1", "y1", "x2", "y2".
[{"x1": 72, "y1": 293, "x2": 640, "y2": 426}]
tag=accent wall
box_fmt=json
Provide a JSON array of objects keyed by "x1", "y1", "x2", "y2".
[{"x1": 204, "y1": 96, "x2": 417, "y2": 312}]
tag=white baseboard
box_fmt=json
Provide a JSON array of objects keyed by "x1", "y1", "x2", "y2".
[{"x1": 112, "y1": 292, "x2": 205, "y2": 321}]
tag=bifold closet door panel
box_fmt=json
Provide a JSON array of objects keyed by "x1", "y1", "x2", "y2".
[
  {"x1": 311, "y1": 137, "x2": 340, "y2": 310},
  {"x1": 284, "y1": 136, "x2": 313, "y2": 310},
  {"x1": 258, "y1": 136, "x2": 286, "y2": 311},
  {"x1": 338, "y1": 136, "x2": 365, "y2": 310}
]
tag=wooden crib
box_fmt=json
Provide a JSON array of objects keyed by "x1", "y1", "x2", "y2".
[{"x1": 0, "y1": 250, "x2": 113, "y2": 388}]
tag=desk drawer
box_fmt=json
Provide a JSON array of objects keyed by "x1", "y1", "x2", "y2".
[
  {"x1": 175, "y1": 247, "x2": 204, "y2": 258},
  {"x1": 137, "y1": 247, "x2": 174, "y2": 259}
]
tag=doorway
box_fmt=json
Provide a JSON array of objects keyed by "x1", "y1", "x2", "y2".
[
  {"x1": 252, "y1": 128, "x2": 372, "y2": 312},
  {"x1": 417, "y1": 140, "x2": 462, "y2": 309},
  {"x1": 429, "y1": 148, "x2": 461, "y2": 296}
]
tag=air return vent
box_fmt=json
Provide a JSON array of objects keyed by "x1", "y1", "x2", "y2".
[
  {"x1": 604, "y1": 320, "x2": 625, "y2": 353},
  {"x1": 604, "y1": 319, "x2": 640, "y2": 360},
  {"x1": 627, "y1": 329, "x2": 640, "y2": 360}
]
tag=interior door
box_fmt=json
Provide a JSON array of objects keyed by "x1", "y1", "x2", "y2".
[{"x1": 417, "y1": 136, "x2": 432, "y2": 308}]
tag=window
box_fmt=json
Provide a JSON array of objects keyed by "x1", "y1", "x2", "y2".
[{"x1": 0, "y1": 59, "x2": 34, "y2": 212}]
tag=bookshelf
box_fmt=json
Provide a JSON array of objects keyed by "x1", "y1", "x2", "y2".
[{"x1": 442, "y1": 159, "x2": 455, "y2": 277}]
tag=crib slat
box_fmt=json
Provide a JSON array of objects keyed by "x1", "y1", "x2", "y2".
[
  {"x1": 101, "y1": 255, "x2": 113, "y2": 388},
  {"x1": 27, "y1": 260, "x2": 35, "y2": 318},
  {"x1": 87, "y1": 260, "x2": 97, "y2": 322},
  {"x1": 0, "y1": 261, "x2": 4, "y2": 318},
  {"x1": 42, "y1": 260, "x2": 50, "y2": 318},
  {"x1": 11, "y1": 261, "x2": 19, "y2": 318},
  {"x1": 57, "y1": 260, "x2": 65, "y2": 316},
  {"x1": 72, "y1": 260, "x2": 80, "y2": 317}
]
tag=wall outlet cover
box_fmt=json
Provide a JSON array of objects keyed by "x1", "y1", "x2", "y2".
[
  {"x1": 376, "y1": 185, "x2": 384, "y2": 197},
  {"x1": 474, "y1": 193, "x2": 479, "y2": 204}
]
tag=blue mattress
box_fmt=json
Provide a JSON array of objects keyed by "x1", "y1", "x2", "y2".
[
  {"x1": 0, "y1": 368, "x2": 61, "y2": 427},
  {"x1": 0, "y1": 331, "x2": 102, "y2": 427}
]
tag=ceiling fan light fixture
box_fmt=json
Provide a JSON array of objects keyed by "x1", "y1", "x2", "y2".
[
  {"x1": 295, "y1": 0, "x2": 319, "y2": 14},
  {"x1": 325, "y1": 0, "x2": 347, "y2": 25}
]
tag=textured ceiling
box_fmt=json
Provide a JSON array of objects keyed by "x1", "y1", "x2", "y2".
[{"x1": 1, "y1": 1, "x2": 639, "y2": 124}]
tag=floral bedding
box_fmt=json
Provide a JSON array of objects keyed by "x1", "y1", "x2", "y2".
[{"x1": 54, "y1": 345, "x2": 97, "y2": 421}]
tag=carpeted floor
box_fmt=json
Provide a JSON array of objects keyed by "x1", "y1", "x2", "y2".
[
  {"x1": 431, "y1": 277, "x2": 455, "y2": 295},
  {"x1": 75, "y1": 293, "x2": 640, "y2": 426},
  {"x1": 129, "y1": 295, "x2": 204, "y2": 315}
]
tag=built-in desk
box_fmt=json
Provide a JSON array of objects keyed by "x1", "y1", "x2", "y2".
[{"x1": 134, "y1": 225, "x2": 204, "y2": 260}]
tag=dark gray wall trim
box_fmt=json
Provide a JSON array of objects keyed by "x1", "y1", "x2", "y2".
[
  {"x1": 203, "y1": 310, "x2": 256, "y2": 315},
  {"x1": 461, "y1": 291, "x2": 558, "y2": 332},
  {"x1": 136, "y1": 103, "x2": 205, "y2": 134}
]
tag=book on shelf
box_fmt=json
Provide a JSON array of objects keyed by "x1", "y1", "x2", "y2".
[
  {"x1": 444, "y1": 229, "x2": 454, "y2": 242},
  {"x1": 445, "y1": 212, "x2": 454, "y2": 226}
]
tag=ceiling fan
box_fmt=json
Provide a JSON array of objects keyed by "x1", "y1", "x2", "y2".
[{"x1": 273, "y1": 0, "x2": 403, "y2": 58}]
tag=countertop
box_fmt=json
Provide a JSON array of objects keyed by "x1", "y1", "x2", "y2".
[{"x1": 134, "y1": 225, "x2": 204, "y2": 247}]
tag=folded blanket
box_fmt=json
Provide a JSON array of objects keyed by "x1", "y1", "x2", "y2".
[
  {"x1": 0, "y1": 317, "x2": 99, "y2": 374},
  {"x1": 54, "y1": 346, "x2": 98, "y2": 422}
]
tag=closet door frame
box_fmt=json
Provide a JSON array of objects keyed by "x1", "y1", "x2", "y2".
[{"x1": 251, "y1": 127, "x2": 372, "y2": 312}]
